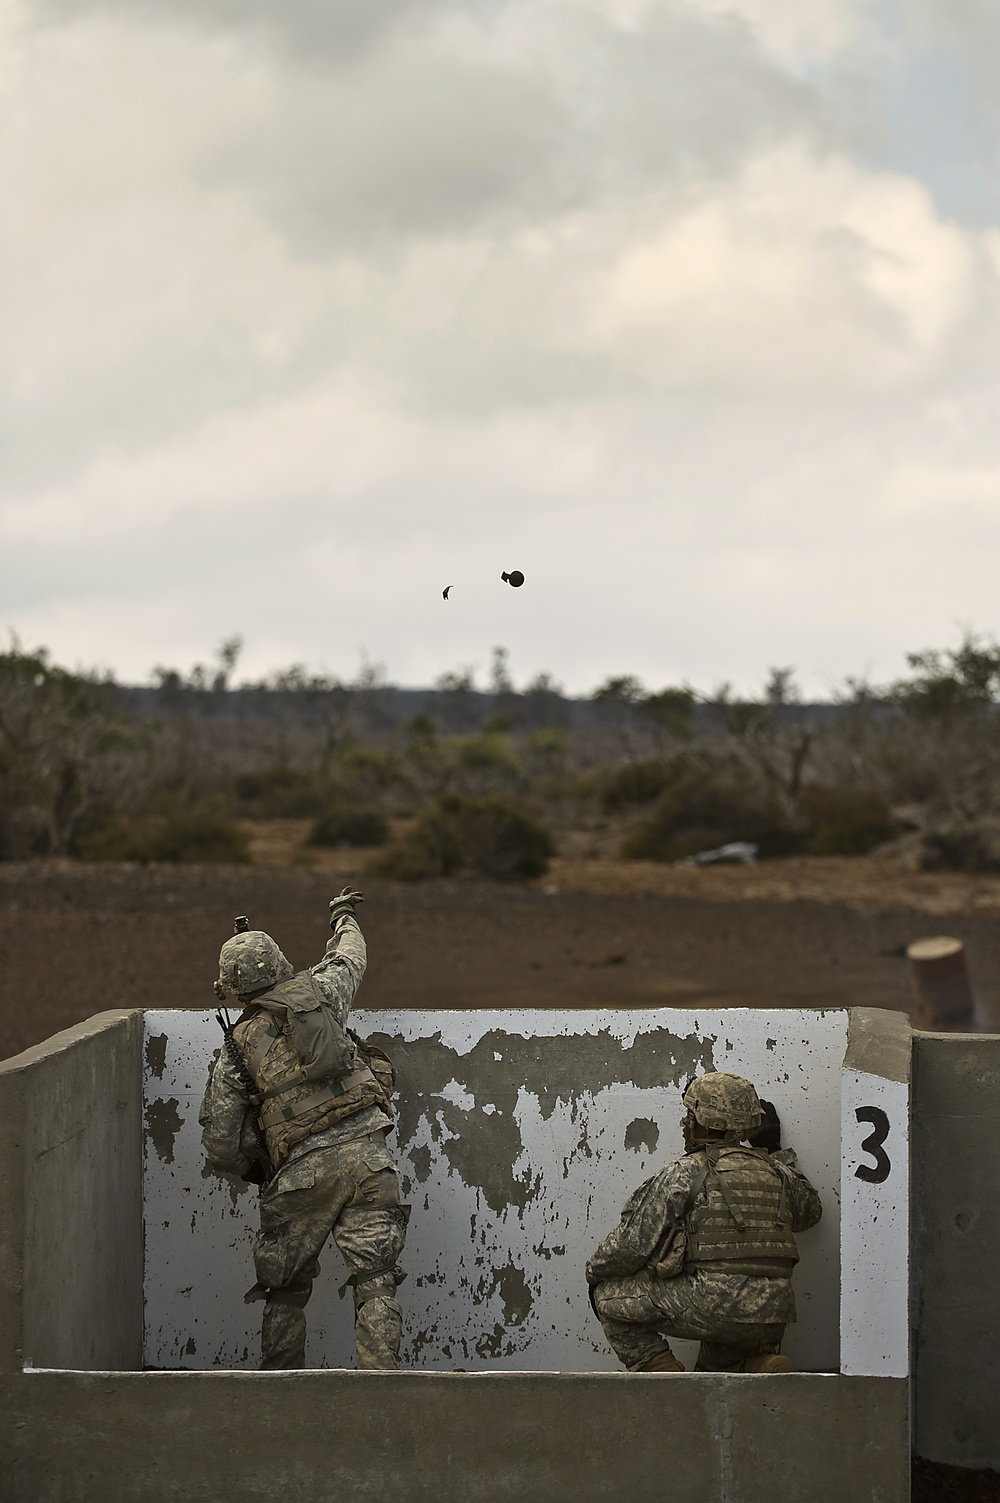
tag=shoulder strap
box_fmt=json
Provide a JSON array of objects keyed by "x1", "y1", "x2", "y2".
[
  {"x1": 702, "y1": 1145, "x2": 747, "y2": 1231},
  {"x1": 686, "y1": 1153, "x2": 710, "y2": 1210},
  {"x1": 246, "y1": 1022, "x2": 282, "y2": 1079},
  {"x1": 256, "y1": 971, "x2": 326, "y2": 1016}
]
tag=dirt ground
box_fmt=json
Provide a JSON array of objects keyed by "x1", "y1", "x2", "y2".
[{"x1": 4, "y1": 844, "x2": 1000, "y2": 1061}]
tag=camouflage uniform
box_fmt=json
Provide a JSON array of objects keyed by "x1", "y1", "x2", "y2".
[
  {"x1": 587, "y1": 1075, "x2": 822, "y2": 1372},
  {"x1": 199, "y1": 915, "x2": 408, "y2": 1370}
]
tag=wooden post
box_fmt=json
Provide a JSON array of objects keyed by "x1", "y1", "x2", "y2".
[{"x1": 906, "y1": 936, "x2": 976, "y2": 1031}]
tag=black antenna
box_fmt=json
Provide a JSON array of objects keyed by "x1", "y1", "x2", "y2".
[{"x1": 234, "y1": 915, "x2": 250, "y2": 934}]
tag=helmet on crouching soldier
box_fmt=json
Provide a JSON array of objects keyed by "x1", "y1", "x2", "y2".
[
  {"x1": 216, "y1": 930, "x2": 293, "y2": 1001},
  {"x1": 682, "y1": 1072, "x2": 763, "y2": 1140}
]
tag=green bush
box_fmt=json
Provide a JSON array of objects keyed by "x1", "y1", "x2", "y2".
[
  {"x1": 369, "y1": 793, "x2": 553, "y2": 881},
  {"x1": 797, "y1": 785, "x2": 895, "y2": 855},
  {"x1": 639, "y1": 687, "x2": 695, "y2": 739},
  {"x1": 306, "y1": 807, "x2": 389, "y2": 848},
  {"x1": 620, "y1": 759, "x2": 799, "y2": 862},
  {"x1": 78, "y1": 801, "x2": 251, "y2": 864},
  {"x1": 601, "y1": 758, "x2": 670, "y2": 813},
  {"x1": 334, "y1": 746, "x2": 403, "y2": 788},
  {"x1": 233, "y1": 765, "x2": 318, "y2": 817},
  {"x1": 528, "y1": 726, "x2": 569, "y2": 759},
  {"x1": 405, "y1": 714, "x2": 438, "y2": 745},
  {"x1": 454, "y1": 732, "x2": 523, "y2": 779}
]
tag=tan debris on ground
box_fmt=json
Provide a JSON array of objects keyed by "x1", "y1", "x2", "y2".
[
  {"x1": 240, "y1": 818, "x2": 1000, "y2": 917},
  {"x1": 239, "y1": 820, "x2": 403, "y2": 876},
  {"x1": 533, "y1": 855, "x2": 1000, "y2": 917}
]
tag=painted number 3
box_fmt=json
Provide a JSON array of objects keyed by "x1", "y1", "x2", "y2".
[{"x1": 854, "y1": 1106, "x2": 891, "y2": 1184}]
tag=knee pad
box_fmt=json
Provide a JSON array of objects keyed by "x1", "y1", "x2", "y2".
[
  {"x1": 340, "y1": 1263, "x2": 407, "y2": 1310},
  {"x1": 246, "y1": 1280, "x2": 312, "y2": 1309},
  {"x1": 353, "y1": 1273, "x2": 398, "y2": 1312}
]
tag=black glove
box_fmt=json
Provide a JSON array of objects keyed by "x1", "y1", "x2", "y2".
[
  {"x1": 329, "y1": 887, "x2": 365, "y2": 929},
  {"x1": 749, "y1": 1099, "x2": 782, "y2": 1152}
]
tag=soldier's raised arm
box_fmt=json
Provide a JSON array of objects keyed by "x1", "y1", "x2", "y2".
[{"x1": 310, "y1": 887, "x2": 367, "y2": 1027}]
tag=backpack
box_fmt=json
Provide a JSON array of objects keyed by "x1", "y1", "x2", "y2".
[{"x1": 254, "y1": 971, "x2": 355, "y2": 1084}]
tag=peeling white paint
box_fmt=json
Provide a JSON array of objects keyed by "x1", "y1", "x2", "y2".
[
  {"x1": 434, "y1": 1080, "x2": 477, "y2": 1111},
  {"x1": 140, "y1": 1007, "x2": 896, "y2": 1374}
]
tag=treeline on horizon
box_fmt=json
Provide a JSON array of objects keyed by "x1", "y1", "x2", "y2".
[{"x1": 2, "y1": 631, "x2": 1000, "y2": 880}]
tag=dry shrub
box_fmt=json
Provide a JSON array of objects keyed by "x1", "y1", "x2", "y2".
[
  {"x1": 620, "y1": 758, "x2": 798, "y2": 862},
  {"x1": 919, "y1": 821, "x2": 1000, "y2": 874},
  {"x1": 233, "y1": 765, "x2": 318, "y2": 817},
  {"x1": 307, "y1": 807, "x2": 389, "y2": 848},
  {"x1": 369, "y1": 792, "x2": 553, "y2": 881},
  {"x1": 797, "y1": 785, "x2": 895, "y2": 855},
  {"x1": 78, "y1": 800, "x2": 250, "y2": 864},
  {"x1": 601, "y1": 759, "x2": 671, "y2": 813}
]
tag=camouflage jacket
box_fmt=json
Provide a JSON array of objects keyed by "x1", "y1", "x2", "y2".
[
  {"x1": 586, "y1": 1146, "x2": 822, "y2": 1285},
  {"x1": 199, "y1": 916, "x2": 391, "y2": 1178}
]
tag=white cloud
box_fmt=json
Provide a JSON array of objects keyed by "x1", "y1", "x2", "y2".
[
  {"x1": 7, "y1": 359, "x2": 1000, "y2": 693},
  {"x1": 683, "y1": 0, "x2": 868, "y2": 67},
  {"x1": 359, "y1": 145, "x2": 985, "y2": 398},
  {"x1": 4, "y1": 0, "x2": 1000, "y2": 691},
  {"x1": 0, "y1": 16, "x2": 356, "y2": 400},
  {"x1": 575, "y1": 146, "x2": 979, "y2": 386}
]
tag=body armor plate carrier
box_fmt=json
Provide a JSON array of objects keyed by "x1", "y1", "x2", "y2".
[
  {"x1": 684, "y1": 1145, "x2": 799, "y2": 1278},
  {"x1": 233, "y1": 974, "x2": 394, "y2": 1170}
]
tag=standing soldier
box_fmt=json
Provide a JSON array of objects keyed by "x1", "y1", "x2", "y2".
[
  {"x1": 587, "y1": 1072, "x2": 822, "y2": 1373},
  {"x1": 199, "y1": 888, "x2": 408, "y2": 1370}
]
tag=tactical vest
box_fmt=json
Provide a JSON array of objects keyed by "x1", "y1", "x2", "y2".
[
  {"x1": 684, "y1": 1145, "x2": 799, "y2": 1277},
  {"x1": 234, "y1": 998, "x2": 394, "y2": 1171}
]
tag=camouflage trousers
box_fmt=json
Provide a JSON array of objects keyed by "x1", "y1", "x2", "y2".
[
  {"x1": 592, "y1": 1268, "x2": 787, "y2": 1372},
  {"x1": 249, "y1": 1132, "x2": 408, "y2": 1370}
]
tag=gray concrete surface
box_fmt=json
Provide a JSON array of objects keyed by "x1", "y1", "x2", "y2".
[
  {"x1": 844, "y1": 1005, "x2": 911, "y2": 1082},
  {"x1": 0, "y1": 1010, "x2": 143, "y2": 1372},
  {"x1": 21, "y1": 1006, "x2": 1000, "y2": 1495},
  {"x1": 0, "y1": 1369, "x2": 909, "y2": 1503},
  {"x1": 912, "y1": 1031, "x2": 1000, "y2": 1469}
]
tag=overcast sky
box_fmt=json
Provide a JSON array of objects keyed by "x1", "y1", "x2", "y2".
[{"x1": 4, "y1": 0, "x2": 1000, "y2": 696}]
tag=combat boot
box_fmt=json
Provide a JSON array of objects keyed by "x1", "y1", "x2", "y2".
[
  {"x1": 742, "y1": 1353, "x2": 793, "y2": 1373},
  {"x1": 637, "y1": 1348, "x2": 685, "y2": 1373}
]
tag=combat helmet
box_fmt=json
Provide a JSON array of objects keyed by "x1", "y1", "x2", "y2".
[
  {"x1": 217, "y1": 930, "x2": 293, "y2": 1000},
  {"x1": 682, "y1": 1072, "x2": 762, "y2": 1135}
]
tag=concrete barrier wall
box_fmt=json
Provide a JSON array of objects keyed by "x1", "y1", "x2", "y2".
[
  {"x1": 0, "y1": 1369, "x2": 909, "y2": 1503},
  {"x1": 0, "y1": 1005, "x2": 917, "y2": 1502},
  {"x1": 912, "y1": 1031, "x2": 1000, "y2": 1469},
  {"x1": 144, "y1": 1007, "x2": 861, "y2": 1372},
  {"x1": 17, "y1": 1006, "x2": 1000, "y2": 1488},
  {"x1": 0, "y1": 1010, "x2": 144, "y2": 1372}
]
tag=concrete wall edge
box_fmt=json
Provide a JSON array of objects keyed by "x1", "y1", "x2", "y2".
[
  {"x1": 0, "y1": 1009, "x2": 143, "y2": 1077},
  {"x1": 845, "y1": 1007, "x2": 911, "y2": 1082},
  {"x1": 0, "y1": 1368, "x2": 911, "y2": 1503}
]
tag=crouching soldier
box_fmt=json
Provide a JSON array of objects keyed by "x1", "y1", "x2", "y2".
[
  {"x1": 587, "y1": 1072, "x2": 821, "y2": 1373},
  {"x1": 199, "y1": 888, "x2": 408, "y2": 1370}
]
